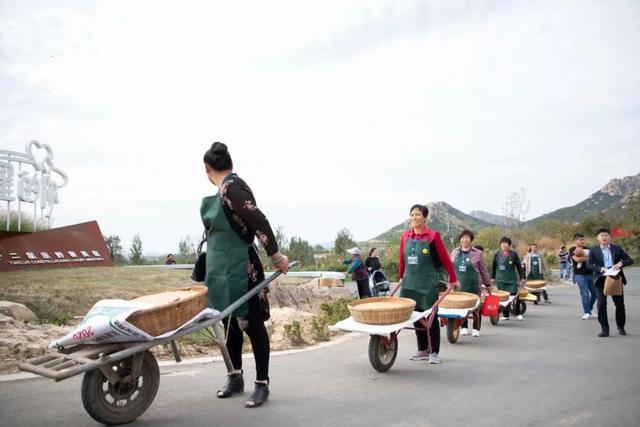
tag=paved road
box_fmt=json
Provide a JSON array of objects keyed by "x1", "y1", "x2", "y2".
[{"x1": 1, "y1": 271, "x2": 639, "y2": 427}]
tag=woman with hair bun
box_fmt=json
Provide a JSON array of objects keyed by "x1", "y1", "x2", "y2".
[{"x1": 201, "y1": 141, "x2": 288, "y2": 408}]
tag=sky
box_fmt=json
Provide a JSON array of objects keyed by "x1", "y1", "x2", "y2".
[{"x1": 1, "y1": 0, "x2": 639, "y2": 254}]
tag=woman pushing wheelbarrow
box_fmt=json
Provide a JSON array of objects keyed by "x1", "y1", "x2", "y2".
[
  {"x1": 398, "y1": 204, "x2": 460, "y2": 364},
  {"x1": 442, "y1": 229, "x2": 492, "y2": 341},
  {"x1": 491, "y1": 237, "x2": 526, "y2": 322}
]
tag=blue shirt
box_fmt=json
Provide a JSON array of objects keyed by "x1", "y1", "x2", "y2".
[{"x1": 601, "y1": 245, "x2": 613, "y2": 268}]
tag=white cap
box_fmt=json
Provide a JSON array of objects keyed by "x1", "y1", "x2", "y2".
[{"x1": 347, "y1": 247, "x2": 361, "y2": 256}]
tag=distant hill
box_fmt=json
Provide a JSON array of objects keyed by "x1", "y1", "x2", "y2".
[
  {"x1": 527, "y1": 172, "x2": 640, "y2": 224},
  {"x1": 369, "y1": 202, "x2": 491, "y2": 242},
  {"x1": 469, "y1": 210, "x2": 508, "y2": 226}
]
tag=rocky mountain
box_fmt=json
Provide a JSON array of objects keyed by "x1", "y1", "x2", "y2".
[
  {"x1": 369, "y1": 202, "x2": 491, "y2": 242},
  {"x1": 527, "y1": 172, "x2": 640, "y2": 224},
  {"x1": 469, "y1": 210, "x2": 508, "y2": 226}
]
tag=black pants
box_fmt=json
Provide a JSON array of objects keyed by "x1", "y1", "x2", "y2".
[
  {"x1": 595, "y1": 284, "x2": 625, "y2": 333},
  {"x1": 462, "y1": 310, "x2": 482, "y2": 330},
  {"x1": 415, "y1": 308, "x2": 440, "y2": 354},
  {"x1": 503, "y1": 296, "x2": 521, "y2": 317},
  {"x1": 535, "y1": 290, "x2": 550, "y2": 302},
  {"x1": 223, "y1": 294, "x2": 270, "y2": 381},
  {"x1": 357, "y1": 279, "x2": 371, "y2": 299}
]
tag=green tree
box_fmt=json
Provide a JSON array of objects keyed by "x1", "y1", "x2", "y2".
[
  {"x1": 177, "y1": 235, "x2": 197, "y2": 263},
  {"x1": 129, "y1": 234, "x2": 144, "y2": 265},
  {"x1": 288, "y1": 236, "x2": 314, "y2": 267},
  {"x1": 334, "y1": 228, "x2": 356, "y2": 256},
  {"x1": 104, "y1": 234, "x2": 125, "y2": 264},
  {"x1": 617, "y1": 195, "x2": 640, "y2": 257}
]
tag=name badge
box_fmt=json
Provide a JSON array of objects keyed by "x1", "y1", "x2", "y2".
[
  {"x1": 408, "y1": 256, "x2": 419, "y2": 265},
  {"x1": 459, "y1": 265, "x2": 467, "y2": 272},
  {"x1": 533, "y1": 261, "x2": 538, "y2": 266},
  {"x1": 499, "y1": 265, "x2": 506, "y2": 271}
]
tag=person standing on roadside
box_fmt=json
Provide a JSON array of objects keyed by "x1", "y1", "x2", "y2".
[
  {"x1": 569, "y1": 234, "x2": 597, "y2": 319},
  {"x1": 587, "y1": 228, "x2": 634, "y2": 337},
  {"x1": 559, "y1": 246, "x2": 570, "y2": 281}
]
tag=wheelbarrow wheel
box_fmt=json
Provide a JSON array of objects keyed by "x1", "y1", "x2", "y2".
[
  {"x1": 81, "y1": 350, "x2": 160, "y2": 425},
  {"x1": 368, "y1": 334, "x2": 398, "y2": 373},
  {"x1": 490, "y1": 314, "x2": 500, "y2": 326},
  {"x1": 446, "y1": 319, "x2": 460, "y2": 343}
]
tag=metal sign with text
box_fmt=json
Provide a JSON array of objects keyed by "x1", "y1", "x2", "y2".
[
  {"x1": 0, "y1": 221, "x2": 113, "y2": 272},
  {"x1": 0, "y1": 140, "x2": 68, "y2": 231}
]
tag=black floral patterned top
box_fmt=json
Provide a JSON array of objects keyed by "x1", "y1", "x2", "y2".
[{"x1": 219, "y1": 173, "x2": 278, "y2": 287}]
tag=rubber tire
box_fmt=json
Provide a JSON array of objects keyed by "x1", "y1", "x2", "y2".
[
  {"x1": 81, "y1": 350, "x2": 160, "y2": 426},
  {"x1": 368, "y1": 335, "x2": 398, "y2": 373},
  {"x1": 446, "y1": 319, "x2": 460, "y2": 344},
  {"x1": 490, "y1": 315, "x2": 500, "y2": 326}
]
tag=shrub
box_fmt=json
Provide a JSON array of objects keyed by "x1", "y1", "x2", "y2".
[
  {"x1": 283, "y1": 320, "x2": 305, "y2": 346},
  {"x1": 320, "y1": 298, "x2": 353, "y2": 325},
  {"x1": 311, "y1": 316, "x2": 331, "y2": 341}
]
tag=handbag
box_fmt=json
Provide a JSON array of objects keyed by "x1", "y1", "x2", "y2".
[
  {"x1": 191, "y1": 231, "x2": 207, "y2": 282},
  {"x1": 481, "y1": 293, "x2": 500, "y2": 317},
  {"x1": 603, "y1": 275, "x2": 623, "y2": 296}
]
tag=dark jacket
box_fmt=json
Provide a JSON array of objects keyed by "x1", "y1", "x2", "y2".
[
  {"x1": 491, "y1": 249, "x2": 525, "y2": 280},
  {"x1": 587, "y1": 244, "x2": 634, "y2": 285}
]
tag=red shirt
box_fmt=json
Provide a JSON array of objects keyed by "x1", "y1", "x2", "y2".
[{"x1": 398, "y1": 225, "x2": 457, "y2": 282}]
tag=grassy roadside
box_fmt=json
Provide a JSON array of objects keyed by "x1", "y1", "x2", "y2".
[{"x1": 0, "y1": 267, "x2": 193, "y2": 324}]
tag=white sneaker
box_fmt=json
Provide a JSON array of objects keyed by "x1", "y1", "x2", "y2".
[
  {"x1": 501, "y1": 316, "x2": 510, "y2": 321},
  {"x1": 428, "y1": 353, "x2": 440, "y2": 364},
  {"x1": 472, "y1": 329, "x2": 480, "y2": 337},
  {"x1": 517, "y1": 315, "x2": 523, "y2": 321},
  {"x1": 582, "y1": 313, "x2": 591, "y2": 320},
  {"x1": 460, "y1": 328, "x2": 469, "y2": 336},
  {"x1": 410, "y1": 350, "x2": 430, "y2": 361}
]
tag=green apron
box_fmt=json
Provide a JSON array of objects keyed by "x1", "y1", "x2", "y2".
[
  {"x1": 200, "y1": 194, "x2": 251, "y2": 318},
  {"x1": 528, "y1": 255, "x2": 544, "y2": 280},
  {"x1": 496, "y1": 251, "x2": 518, "y2": 295},
  {"x1": 455, "y1": 250, "x2": 480, "y2": 294},
  {"x1": 400, "y1": 239, "x2": 441, "y2": 310}
]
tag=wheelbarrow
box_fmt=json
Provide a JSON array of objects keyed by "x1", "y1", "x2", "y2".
[
  {"x1": 437, "y1": 296, "x2": 481, "y2": 344},
  {"x1": 18, "y1": 264, "x2": 295, "y2": 425},
  {"x1": 330, "y1": 281, "x2": 455, "y2": 373}
]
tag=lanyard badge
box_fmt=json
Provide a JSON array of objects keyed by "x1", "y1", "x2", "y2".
[{"x1": 408, "y1": 240, "x2": 419, "y2": 265}]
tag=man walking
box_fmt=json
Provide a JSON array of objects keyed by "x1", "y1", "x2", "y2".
[
  {"x1": 569, "y1": 234, "x2": 596, "y2": 319},
  {"x1": 587, "y1": 228, "x2": 634, "y2": 337}
]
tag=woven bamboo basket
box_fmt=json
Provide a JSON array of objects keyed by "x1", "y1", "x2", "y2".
[
  {"x1": 439, "y1": 292, "x2": 479, "y2": 309},
  {"x1": 126, "y1": 286, "x2": 208, "y2": 337},
  {"x1": 518, "y1": 288, "x2": 529, "y2": 298},
  {"x1": 492, "y1": 290, "x2": 511, "y2": 302},
  {"x1": 526, "y1": 280, "x2": 546, "y2": 289},
  {"x1": 348, "y1": 297, "x2": 415, "y2": 325}
]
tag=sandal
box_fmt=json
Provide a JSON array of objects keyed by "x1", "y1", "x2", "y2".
[
  {"x1": 245, "y1": 381, "x2": 269, "y2": 408},
  {"x1": 217, "y1": 371, "x2": 244, "y2": 398}
]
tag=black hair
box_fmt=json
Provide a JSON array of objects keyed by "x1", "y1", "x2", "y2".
[
  {"x1": 203, "y1": 142, "x2": 233, "y2": 171},
  {"x1": 561, "y1": 246, "x2": 566, "y2": 249},
  {"x1": 410, "y1": 204, "x2": 429, "y2": 218},
  {"x1": 500, "y1": 237, "x2": 512, "y2": 246},
  {"x1": 457, "y1": 229, "x2": 475, "y2": 242},
  {"x1": 473, "y1": 245, "x2": 484, "y2": 251},
  {"x1": 369, "y1": 248, "x2": 377, "y2": 257},
  {"x1": 596, "y1": 227, "x2": 611, "y2": 236},
  {"x1": 574, "y1": 233, "x2": 584, "y2": 239},
  {"x1": 167, "y1": 254, "x2": 173, "y2": 257},
  {"x1": 530, "y1": 243, "x2": 538, "y2": 247}
]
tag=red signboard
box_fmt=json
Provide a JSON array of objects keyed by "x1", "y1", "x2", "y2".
[{"x1": 0, "y1": 221, "x2": 113, "y2": 271}]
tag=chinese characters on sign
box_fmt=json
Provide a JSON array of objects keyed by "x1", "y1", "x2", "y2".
[
  {"x1": 0, "y1": 221, "x2": 113, "y2": 271},
  {"x1": 0, "y1": 140, "x2": 68, "y2": 231}
]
